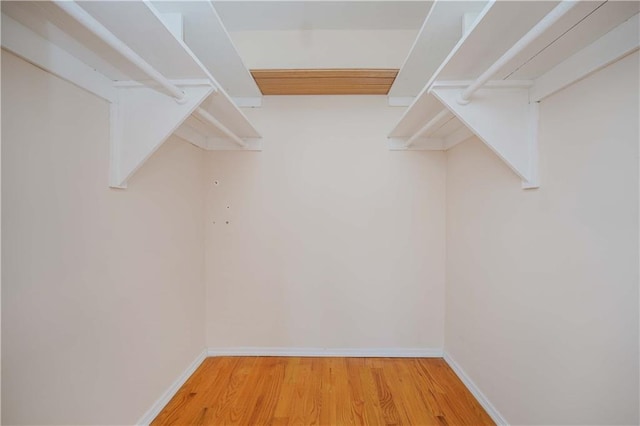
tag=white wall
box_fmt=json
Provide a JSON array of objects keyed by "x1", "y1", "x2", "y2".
[
  {"x1": 228, "y1": 30, "x2": 417, "y2": 69},
  {"x1": 445, "y1": 52, "x2": 639, "y2": 425},
  {"x1": 205, "y1": 96, "x2": 446, "y2": 350},
  {"x1": 0, "y1": 43, "x2": 3, "y2": 423},
  {"x1": 3, "y1": 35, "x2": 638, "y2": 426},
  {"x1": 1, "y1": 51, "x2": 206, "y2": 424}
]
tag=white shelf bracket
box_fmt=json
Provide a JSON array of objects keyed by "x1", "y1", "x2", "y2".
[
  {"x1": 431, "y1": 85, "x2": 540, "y2": 189},
  {"x1": 193, "y1": 108, "x2": 247, "y2": 148},
  {"x1": 109, "y1": 84, "x2": 215, "y2": 188},
  {"x1": 4, "y1": 1, "x2": 262, "y2": 189},
  {"x1": 406, "y1": 108, "x2": 454, "y2": 148}
]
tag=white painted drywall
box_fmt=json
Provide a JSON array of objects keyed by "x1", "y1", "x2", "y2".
[
  {"x1": 1, "y1": 51, "x2": 206, "y2": 425},
  {"x1": 228, "y1": 30, "x2": 417, "y2": 69},
  {"x1": 0, "y1": 42, "x2": 3, "y2": 423},
  {"x1": 444, "y1": 52, "x2": 639, "y2": 425},
  {"x1": 213, "y1": 1, "x2": 431, "y2": 32},
  {"x1": 205, "y1": 96, "x2": 446, "y2": 350},
  {"x1": 2, "y1": 36, "x2": 638, "y2": 426}
]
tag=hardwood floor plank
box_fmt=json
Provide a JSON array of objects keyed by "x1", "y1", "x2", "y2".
[
  {"x1": 226, "y1": 357, "x2": 262, "y2": 425},
  {"x1": 389, "y1": 358, "x2": 440, "y2": 425},
  {"x1": 371, "y1": 367, "x2": 402, "y2": 425},
  {"x1": 152, "y1": 357, "x2": 494, "y2": 426},
  {"x1": 319, "y1": 358, "x2": 332, "y2": 425},
  {"x1": 358, "y1": 362, "x2": 386, "y2": 426},
  {"x1": 300, "y1": 358, "x2": 322, "y2": 425},
  {"x1": 243, "y1": 360, "x2": 279, "y2": 425},
  {"x1": 205, "y1": 358, "x2": 247, "y2": 424},
  {"x1": 151, "y1": 357, "x2": 235, "y2": 425},
  {"x1": 418, "y1": 359, "x2": 494, "y2": 426},
  {"x1": 330, "y1": 358, "x2": 356, "y2": 426},
  {"x1": 345, "y1": 358, "x2": 367, "y2": 425}
]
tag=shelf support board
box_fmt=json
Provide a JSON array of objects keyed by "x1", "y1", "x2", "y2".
[
  {"x1": 206, "y1": 138, "x2": 263, "y2": 151},
  {"x1": 1, "y1": 13, "x2": 116, "y2": 103},
  {"x1": 443, "y1": 126, "x2": 474, "y2": 150},
  {"x1": 173, "y1": 122, "x2": 210, "y2": 151},
  {"x1": 406, "y1": 109, "x2": 453, "y2": 148},
  {"x1": 193, "y1": 108, "x2": 246, "y2": 148},
  {"x1": 53, "y1": 0, "x2": 187, "y2": 103},
  {"x1": 530, "y1": 12, "x2": 640, "y2": 102},
  {"x1": 457, "y1": 0, "x2": 579, "y2": 105},
  {"x1": 431, "y1": 85, "x2": 539, "y2": 189},
  {"x1": 110, "y1": 84, "x2": 215, "y2": 188},
  {"x1": 388, "y1": 138, "x2": 445, "y2": 151}
]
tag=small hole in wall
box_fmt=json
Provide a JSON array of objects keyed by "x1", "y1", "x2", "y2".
[
  {"x1": 225, "y1": 221, "x2": 230, "y2": 225},
  {"x1": 214, "y1": 180, "x2": 219, "y2": 186},
  {"x1": 226, "y1": 206, "x2": 230, "y2": 209}
]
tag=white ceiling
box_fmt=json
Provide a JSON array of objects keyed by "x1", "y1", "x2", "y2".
[{"x1": 212, "y1": 1, "x2": 433, "y2": 31}]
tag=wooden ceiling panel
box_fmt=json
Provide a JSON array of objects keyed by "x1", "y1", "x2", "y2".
[{"x1": 251, "y1": 69, "x2": 398, "y2": 95}]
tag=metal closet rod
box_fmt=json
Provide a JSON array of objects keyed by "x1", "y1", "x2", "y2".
[
  {"x1": 53, "y1": 0, "x2": 187, "y2": 103},
  {"x1": 458, "y1": 0, "x2": 579, "y2": 104}
]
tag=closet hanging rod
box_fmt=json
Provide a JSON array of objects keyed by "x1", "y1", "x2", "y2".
[
  {"x1": 53, "y1": 0, "x2": 187, "y2": 103},
  {"x1": 406, "y1": 108, "x2": 453, "y2": 147},
  {"x1": 193, "y1": 108, "x2": 247, "y2": 148},
  {"x1": 458, "y1": 0, "x2": 579, "y2": 104}
]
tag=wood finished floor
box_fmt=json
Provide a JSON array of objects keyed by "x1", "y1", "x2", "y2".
[{"x1": 152, "y1": 357, "x2": 494, "y2": 426}]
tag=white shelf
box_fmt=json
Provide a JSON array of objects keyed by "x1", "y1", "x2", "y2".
[
  {"x1": 389, "y1": 0, "x2": 639, "y2": 188},
  {"x1": 1, "y1": 0, "x2": 262, "y2": 188},
  {"x1": 389, "y1": 1, "x2": 640, "y2": 143},
  {"x1": 151, "y1": 1, "x2": 262, "y2": 101},
  {"x1": 2, "y1": 1, "x2": 203, "y2": 82},
  {"x1": 390, "y1": 0, "x2": 640, "y2": 142},
  {"x1": 77, "y1": 0, "x2": 260, "y2": 138},
  {"x1": 388, "y1": 0, "x2": 489, "y2": 100}
]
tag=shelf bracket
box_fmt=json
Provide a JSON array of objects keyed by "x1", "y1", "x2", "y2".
[
  {"x1": 431, "y1": 85, "x2": 539, "y2": 189},
  {"x1": 109, "y1": 83, "x2": 215, "y2": 188}
]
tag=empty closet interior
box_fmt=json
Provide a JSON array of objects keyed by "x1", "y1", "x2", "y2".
[{"x1": 1, "y1": 0, "x2": 639, "y2": 425}]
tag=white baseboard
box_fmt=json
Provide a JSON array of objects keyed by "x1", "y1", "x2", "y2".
[
  {"x1": 207, "y1": 347, "x2": 443, "y2": 358},
  {"x1": 137, "y1": 349, "x2": 207, "y2": 426},
  {"x1": 443, "y1": 351, "x2": 509, "y2": 426}
]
